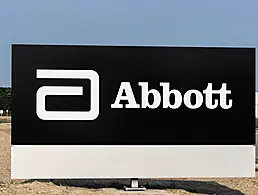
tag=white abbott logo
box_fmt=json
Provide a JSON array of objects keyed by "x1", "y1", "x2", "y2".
[
  {"x1": 111, "y1": 82, "x2": 232, "y2": 109},
  {"x1": 36, "y1": 69, "x2": 99, "y2": 121},
  {"x1": 36, "y1": 69, "x2": 232, "y2": 121}
]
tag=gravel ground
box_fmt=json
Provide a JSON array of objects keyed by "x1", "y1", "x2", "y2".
[
  {"x1": 0, "y1": 182, "x2": 204, "y2": 195},
  {"x1": 0, "y1": 122, "x2": 257, "y2": 195},
  {"x1": 0, "y1": 123, "x2": 11, "y2": 183}
]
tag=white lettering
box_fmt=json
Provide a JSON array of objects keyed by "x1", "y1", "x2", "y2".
[
  {"x1": 138, "y1": 82, "x2": 161, "y2": 109},
  {"x1": 111, "y1": 82, "x2": 140, "y2": 108},
  {"x1": 160, "y1": 82, "x2": 182, "y2": 109},
  {"x1": 203, "y1": 83, "x2": 219, "y2": 109},
  {"x1": 219, "y1": 83, "x2": 232, "y2": 109},
  {"x1": 184, "y1": 90, "x2": 203, "y2": 109}
]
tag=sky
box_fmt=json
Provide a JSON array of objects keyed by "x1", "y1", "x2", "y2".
[{"x1": 0, "y1": 0, "x2": 258, "y2": 89}]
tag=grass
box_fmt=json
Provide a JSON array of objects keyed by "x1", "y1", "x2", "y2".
[{"x1": 0, "y1": 117, "x2": 11, "y2": 124}]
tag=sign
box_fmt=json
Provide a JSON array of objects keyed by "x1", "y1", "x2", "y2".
[{"x1": 11, "y1": 44, "x2": 256, "y2": 179}]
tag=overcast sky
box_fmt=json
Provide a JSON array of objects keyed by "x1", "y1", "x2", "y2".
[{"x1": 0, "y1": 0, "x2": 258, "y2": 89}]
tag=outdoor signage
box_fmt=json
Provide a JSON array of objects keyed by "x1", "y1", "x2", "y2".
[{"x1": 11, "y1": 44, "x2": 256, "y2": 178}]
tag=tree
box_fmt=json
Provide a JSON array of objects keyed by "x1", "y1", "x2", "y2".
[{"x1": 0, "y1": 87, "x2": 11, "y2": 111}]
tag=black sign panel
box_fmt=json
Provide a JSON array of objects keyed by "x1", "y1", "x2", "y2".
[{"x1": 12, "y1": 44, "x2": 255, "y2": 145}]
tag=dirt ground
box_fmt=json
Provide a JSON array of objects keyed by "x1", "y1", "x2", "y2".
[{"x1": 0, "y1": 122, "x2": 257, "y2": 195}]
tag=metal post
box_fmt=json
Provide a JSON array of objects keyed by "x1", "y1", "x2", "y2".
[{"x1": 124, "y1": 178, "x2": 146, "y2": 191}]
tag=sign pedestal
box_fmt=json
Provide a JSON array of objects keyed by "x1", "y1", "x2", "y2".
[{"x1": 124, "y1": 178, "x2": 146, "y2": 191}]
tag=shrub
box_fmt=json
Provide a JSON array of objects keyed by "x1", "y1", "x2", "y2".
[{"x1": 0, "y1": 87, "x2": 11, "y2": 111}]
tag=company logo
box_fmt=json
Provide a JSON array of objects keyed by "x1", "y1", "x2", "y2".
[
  {"x1": 36, "y1": 69, "x2": 232, "y2": 121},
  {"x1": 111, "y1": 82, "x2": 232, "y2": 109},
  {"x1": 36, "y1": 69, "x2": 99, "y2": 121}
]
